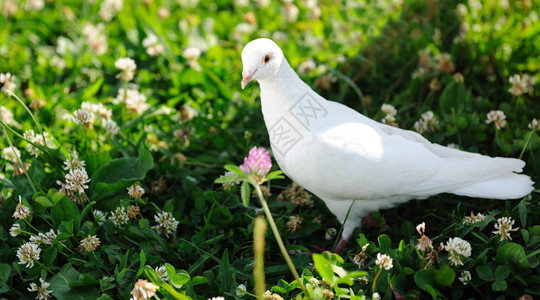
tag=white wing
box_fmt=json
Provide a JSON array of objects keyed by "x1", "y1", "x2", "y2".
[{"x1": 289, "y1": 99, "x2": 528, "y2": 202}]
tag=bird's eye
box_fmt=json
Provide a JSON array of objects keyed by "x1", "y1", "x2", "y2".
[{"x1": 262, "y1": 54, "x2": 271, "y2": 64}]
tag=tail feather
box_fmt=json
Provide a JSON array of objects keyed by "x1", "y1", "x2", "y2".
[{"x1": 451, "y1": 173, "x2": 534, "y2": 199}]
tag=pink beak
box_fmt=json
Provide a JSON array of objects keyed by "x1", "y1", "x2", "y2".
[{"x1": 241, "y1": 69, "x2": 257, "y2": 89}]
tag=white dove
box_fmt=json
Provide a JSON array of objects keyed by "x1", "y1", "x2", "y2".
[{"x1": 240, "y1": 38, "x2": 534, "y2": 253}]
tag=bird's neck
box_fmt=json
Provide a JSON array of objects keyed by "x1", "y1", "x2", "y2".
[{"x1": 258, "y1": 59, "x2": 312, "y2": 120}]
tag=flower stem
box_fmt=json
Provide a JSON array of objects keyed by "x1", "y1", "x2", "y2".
[
  {"x1": 0, "y1": 118, "x2": 62, "y2": 168},
  {"x1": 372, "y1": 267, "x2": 382, "y2": 292},
  {"x1": 1, "y1": 125, "x2": 37, "y2": 193},
  {"x1": 24, "y1": 219, "x2": 40, "y2": 233},
  {"x1": 3, "y1": 90, "x2": 42, "y2": 133},
  {"x1": 35, "y1": 260, "x2": 55, "y2": 275},
  {"x1": 92, "y1": 251, "x2": 112, "y2": 275},
  {"x1": 254, "y1": 184, "x2": 309, "y2": 298},
  {"x1": 253, "y1": 216, "x2": 267, "y2": 299}
]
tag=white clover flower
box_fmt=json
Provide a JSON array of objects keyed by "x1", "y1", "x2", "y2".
[
  {"x1": 523, "y1": 74, "x2": 535, "y2": 93},
  {"x1": 152, "y1": 211, "x2": 179, "y2": 237},
  {"x1": 325, "y1": 228, "x2": 337, "y2": 240},
  {"x1": 57, "y1": 180, "x2": 77, "y2": 202},
  {"x1": 99, "y1": 0, "x2": 123, "y2": 21},
  {"x1": 298, "y1": 59, "x2": 316, "y2": 76},
  {"x1": 80, "y1": 102, "x2": 112, "y2": 121},
  {"x1": 50, "y1": 55, "x2": 66, "y2": 70},
  {"x1": 381, "y1": 104, "x2": 397, "y2": 118},
  {"x1": 56, "y1": 36, "x2": 72, "y2": 55},
  {"x1": 282, "y1": 3, "x2": 299, "y2": 22},
  {"x1": 416, "y1": 222, "x2": 425, "y2": 235},
  {"x1": 115, "y1": 57, "x2": 137, "y2": 82},
  {"x1": 372, "y1": 292, "x2": 381, "y2": 300},
  {"x1": 65, "y1": 167, "x2": 91, "y2": 195},
  {"x1": 127, "y1": 184, "x2": 145, "y2": 199},
  {"x1": 309, "y1": 277, "x2": 320, "y2": 286},
  {"x1": 508, "y1": 73, "x2": 534, "y2": 96},
  {"x1": 235, "y1": 0, "x2": 249, "y2": 6},
  {"x1": 109, "y1": 207, "x2": 129, "y2": 227},
  {"x1": 64, "y1": 150, "x2": 85, "y2": 171},
  {"x1": 463, "y1": 211, "x2": 485, "y2": 224},
  {"x1": 236, "y1": 284, "x2": 247, "y2": 297},
  {"x1": 414, "y1": 111, "x2": 439, "y2": 133},
  {"x1": 529, "y1": 119, "x2": 540, "y2": 131},
  {"x1": 10, "y1": 223, "x2": 22, "y2": 237},
  {"x1": 142, "y1": 34, "x2": 164, "y2": 56},
  {"x1": 17, "y1": 242, "x2": 41, "y2": 268},
  {"x1": 81, "y1": 101, "x2": 106, "y2": 116},
  {"x1": 353, "y1": 252, "x2": 367, "y2": 268},
  {"x1": 102, "y1": 119, "x2": 120, "y2": 137},
  {"x1": 116, "y1": 88, "x2": 149, "y2": 114},
  {"x1": 459, "y1": 270, "x2": 471, "y2": 285},
  {"x1": 444, "y1": 237, "x2": 471, "y2": 266},
  {"x1": 28, "y1": 277, "x2": 53, "y2": 300},
  {"x1": 381, "y1": 103, "x2": 398, "y2": 125},
  {"x1": 13, "y1": 196, "x2": 31, "y2": 220},
  {"x1": 435, "y1": 53, "x2": 455, "y2": 73},
  {"x1": 256, "y1": 0, "x2": 269, "y2": 7},
  {"x1": 2, "y1": 146, "x2": 21, "y2": 163},
  {"x1": 416, "y1": 222, "x2": 433, "y2": 252},
  {"x1": 233, "y1": 23, "x2": 256, "y2": 42},
  {"x1": 72, "y1": 109, "x2": 93, "y2": 126},
  {"x1": 0, "y1": 105, "x2": 14, "y2": 124},
  {"x1": 493, "y1": 217, "x2": 519, "y2": 241},
  {"x1": 382, "y1": 115, "x2": 396, "y2": 124},
  {"x1": 25, "y1": 0, "x2": 44, "y2": 11},
  {"x1": 208, "y1": 297, "x2": 225, "y2": 300},
  {"x1": 80, "y1": 235, "x2": 101, "y2": 252},
  {"x1": 286, "y1": 215, "x2": 302, "y2": 232},
  {"x1": 307, "y1": 2, "x2": 322, "y2": 19},
  {"x1": 93, "y1": 210, "x2": 107, "y2": 226},
  {"x1": 508, "y1": 74, "x2": 527, "y2": 96},
  {"x1": 272, "y1": 31, "x2": 288, "y2": 42},
  {"x1": 82, "y1": 23, "x2": 108, "y2": 55},
  {"x1": 182, "y1": 46, "x2": 201, "y2": 62},
  {"x1": 23, "y1": 130, "x2": 50, "y2": 157},
  {"x1": 220, "y1": 171, "x2": 240, "y2": 190},
  {"x1": 0, "y1": 72, "x2": 16, "y2": 92},
  {"x1": 158, "y1": 7, "x2": 170, "y2": 18},
  {"x1": 131, "y1": 279, "x2": 158, "y2": 300},
  {"x1": 182, "y1": 46, "x2": 202, "y2": 71},
  {"x1": 30, "y1": 229, "x2": 58, "y2": 246},
  {"x1": 178, "y1": 0, "x2": 199, "y2": 8},
  {"x1": 155, "y1": 265, "x2": 168, "y2": 281},
  {"x1": 1, "y1": 0, "x2": 18, "y2": 17},
  {"x1": 375, "y1": 253, "x2": 393, "y2": 270},
  {"x1": 486, "y1": 110, "x2": 507, "y2": 130}
]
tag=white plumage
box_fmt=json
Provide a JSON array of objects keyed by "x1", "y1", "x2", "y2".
[{"x1": 241, "y1": 38, "x2": 534, "y2": 252}]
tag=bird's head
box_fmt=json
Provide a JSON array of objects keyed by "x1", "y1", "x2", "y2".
[{"x1": 241, "y1": 38, "x2": 284, "y2": 89}]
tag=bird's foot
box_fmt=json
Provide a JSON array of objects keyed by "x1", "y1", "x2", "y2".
[
  {"x1": 361, "y1": 213, "x2": 376, "y2": 228},
  {"x1": 361, "y1": 213, "x2": 390, "y2": 230}
]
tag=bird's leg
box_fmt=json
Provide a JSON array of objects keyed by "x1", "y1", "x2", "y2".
[
  {"x1": 333, "y1": 238, "x2": 347, "y2": 255},
  {"x1": 310, "y1": 244, "x2": 329, "y2": 253},
  {"x1": 361, "y1": 213, "x2": 376, "y2": 228},
  {"x1": 310, "y1": 237, "x2": 347, "y2": 254}
]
